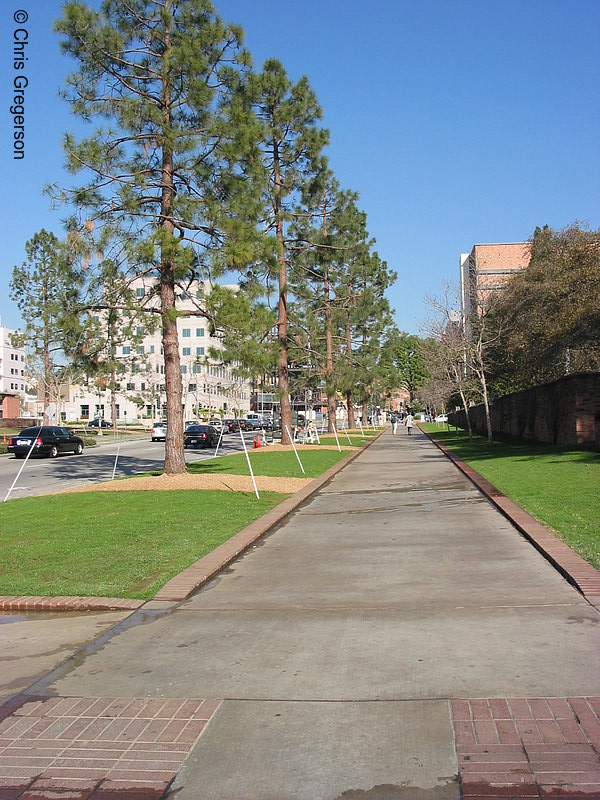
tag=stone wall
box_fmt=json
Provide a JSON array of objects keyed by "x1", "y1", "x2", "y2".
[{"x1": 449, "y1": 373, "x2": 600, "y2": 449}]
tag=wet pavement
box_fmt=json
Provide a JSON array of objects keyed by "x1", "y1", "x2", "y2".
[{"x1": 1, "y1": 428, "x2": 599, "y2": 798}]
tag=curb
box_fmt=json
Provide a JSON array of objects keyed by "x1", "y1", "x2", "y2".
[
  {"x1": 0, "y1": 431, "x2": 384, "y2": 612},
  {"x1": 420, "y1": 426, "x2": 600, "y2": 603},
  {"x1": 0, "y1": 596, "x2": 144, "y2": 612}
]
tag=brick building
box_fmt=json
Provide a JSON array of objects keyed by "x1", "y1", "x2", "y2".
[{"x1": 460, "y1": 242, "x2": 531, "y2": 338}]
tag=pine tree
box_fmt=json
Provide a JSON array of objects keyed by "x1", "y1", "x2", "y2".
[
  {"x1": 251, "y1": 59, "x2": 328, "y2": 443},
  {"x1": 52, "y1": 0, "x2": 263, "y2": 473},
  {"x1": 10, "y1": 229, "x2": 80, "y2": 422}
]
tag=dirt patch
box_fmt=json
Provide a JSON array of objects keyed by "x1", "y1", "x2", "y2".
[
  {"x1": 59, "y1": 443, "x2": 355, "y2": 495},
  {"x1": 66, "y1": 472, "x2": 313, "y2": 495}
]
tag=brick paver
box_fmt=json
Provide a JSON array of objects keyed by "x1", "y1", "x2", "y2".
[
  {"x1": 0, "y1": 695, "x2": 221, "y2": 799},
  {"x1": 451, "y1": 697, "x2": 600, "y2": 799}
]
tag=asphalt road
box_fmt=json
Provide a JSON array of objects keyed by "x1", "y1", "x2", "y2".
[{"x1": 0, "y1": 430, "x2": 261, "y2": 502}]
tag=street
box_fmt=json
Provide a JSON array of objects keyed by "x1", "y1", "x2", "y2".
[{"x1": 0, "y1": 430, "x2": 260, "y2": 502}]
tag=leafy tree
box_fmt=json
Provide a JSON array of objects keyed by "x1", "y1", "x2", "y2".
[
  {"x1": 379, "y1": 330, "x2": 427, "y2": 408},
  {"x1": 423, "y1": 285, "x2": 480, "y2": 437},
  {"x1": 489, "y1": 223, "x2": 600, "y2": 391},
  {"x1": 251, "y1": 59, "x2": 329, "y2": 443},
  {"x1": 53, "y1": 0, "x2": 263, "y2": 472},
  {"x1": 10, "y1": 229, "x2": 80, "y2": 422}
]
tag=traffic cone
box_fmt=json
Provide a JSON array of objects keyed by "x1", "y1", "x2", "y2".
[{"x1": 253, "y1": 434, "x2": 261, "y2": 449}]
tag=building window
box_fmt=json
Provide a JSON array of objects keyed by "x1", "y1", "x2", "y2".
[
  {"x1": 136, "y1": 287, "x2": 145, "y2": 297},
  {"x1": 196, "y1": 346, "x2": 204, "y2": 356},
  {"x1": 136, "y1": 345, "x2": 144, "y2": 354},
  {"x1": 141, "y1": 382, "x2": 146, "y2": 391},
  {"x1": 122, "y1": 346, "x2": 131, "y2": 355},
  {"x1": 196, "y1": 328, "x2": 204, "y2": 337},
  {"x1": 181, "y1": 365, "x2": 187, "y2": 374},
  {"x1": 188, "y1": 383, "x2": 197, "y2": 392},
  {"x1": 192, "y1": 364, "x2": 201, "y2": 374},
  {"x1": 182, "y1": 347, "x2": 191, "y2": 356},
  {"x1": 150, "y1": 345, "x2": 155, "y2": 354},
  {"x1": 127, "y1": 382, "x2": 135, "y2": 391},
  {"x1": 182, "y1": 328, "x2": 191, "y2": 338},
  {"x1": 81, "y1": 405, "x2": 89, "y2": 419}
]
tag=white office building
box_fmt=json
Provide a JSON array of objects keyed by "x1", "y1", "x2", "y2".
[
  {"x1": 0, "y1": 321, "x2": 28, "y2": 419},
  {"x1": 48, "y1": 280, "x2": 252, "y2": 425}
]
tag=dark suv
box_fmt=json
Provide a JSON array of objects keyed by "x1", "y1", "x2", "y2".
[{"x1": 184, "y1": 424, "x2": 219, "y2": 449}]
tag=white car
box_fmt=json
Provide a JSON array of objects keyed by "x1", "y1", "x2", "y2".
[
  {"x1": 151, "y1": 421, "x2": 167, "y2": 441},
  {"x1": 434, "y1": 414, "x2": 448, "y2": 423}
]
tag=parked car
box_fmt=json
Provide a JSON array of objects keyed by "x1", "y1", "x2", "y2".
[
  {"x1": 7, "y1": 426, "x2": 85, "y2": 459},
  {"x1": 184, "y1": 424, "x2": 219, "y2": 449},
  {"x1": 151, "y1": 421, "x2": 167, "y2": 441},
  {"x1": 243, "y1": 417, "x2": 263, "y2": 431},
  {"x1": 185, "y1": 419, "x2": 201, "y2": 429},
  {"x1": 435, "y1": 414, "x2": 448, "y2": 423},
  {"x1": 238, "y1": 419, "x2": 248, "y2": 431},
  {"x1": 87, "y1": 418, "x2": 113, "y2": 429},
  {"x1": 223, "y1": 418, "x2": 240, "y2": 432},
  {"x1": 209, "y1": 419, "x2": 225, "y2": 434}
]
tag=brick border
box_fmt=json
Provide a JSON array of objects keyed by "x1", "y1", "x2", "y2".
[
  {"x1": 421, "y1": 426, "x2": 600, "y2": 601},
  {"x1": 0, "y1": 431, "x2": 384, "y2": 611},
  {"x1": 0, "y1": 597, "x2": 144, "y2": 613}
]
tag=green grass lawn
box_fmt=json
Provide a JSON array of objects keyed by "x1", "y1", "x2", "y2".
[
  {"x1": 187, "y1": 447, "x2": 352, "y2": 478},
  {"x1": 422, "y1": 424, "x2": 600, "y2": 570},
  {"x1": 0, "y1": 490, "x2": 286, "y2": 599},
  {"x1": 0, "y1": 433, "x2": 372, "y2": 600}
]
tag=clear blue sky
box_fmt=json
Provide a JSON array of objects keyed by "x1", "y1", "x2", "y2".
[{"x1": 2, "y1": 0, "x2": 599, "y2": 334}]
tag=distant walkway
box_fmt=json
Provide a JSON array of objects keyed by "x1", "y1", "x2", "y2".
[{"x1": 2, "y1": 427, "x2": 599, "y2": 798}]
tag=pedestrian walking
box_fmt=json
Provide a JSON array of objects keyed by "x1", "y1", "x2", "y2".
[
  {"x1": 391, "y1": 413, "x2": 398, "y2": 435},
  {"x1": 405, "y1": 411, "x2": 414, "y2": 435}
]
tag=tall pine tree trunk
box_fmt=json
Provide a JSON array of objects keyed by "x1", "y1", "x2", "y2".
[
  {"x1": 324, "y1": 268, "x2": 336, "y2": 433},
  {"x1": 345, "y1": 315, "x2": 355, "y2": 429},
  {"x1": 361, "y1": 328, "x2": 368, "y2": 425},
  {"x1": 43, "y1": 277, "x2": 51, "y2": 424},
  {"x1": 274, "y1": 147, "x2": 292, "y2": 445},
  {"x1": 160, "y1": 19, "x2": 185, "y2": 474}
]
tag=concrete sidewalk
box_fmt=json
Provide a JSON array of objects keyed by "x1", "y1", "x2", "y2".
[{"x1": 1, "y1": 428, "x2": 599, "y2": 798}]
